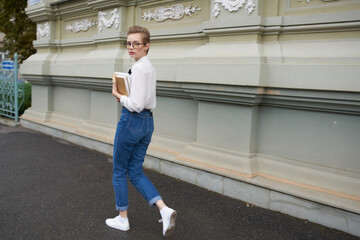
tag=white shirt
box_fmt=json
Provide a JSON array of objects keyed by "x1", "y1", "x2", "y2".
[{"x1": 120, "y1": 56, "x2": 157, "y2": 113}]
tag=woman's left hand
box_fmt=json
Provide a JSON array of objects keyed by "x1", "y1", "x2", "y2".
[{"x1": 112, "y1": 83, "x2": 121, "y2": 102}]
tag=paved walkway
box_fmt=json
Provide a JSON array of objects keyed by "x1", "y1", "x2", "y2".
[{"x1": 0, "y1": 123, "x2": 358, "y2": 240}]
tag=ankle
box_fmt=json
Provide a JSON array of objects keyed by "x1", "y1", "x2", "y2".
[
  {"x1": 119, "y1": 210, "x2": 128, "y2": 218},
  {"x1": 156, "y1": 199, "x2": 166, "y2": 211}
]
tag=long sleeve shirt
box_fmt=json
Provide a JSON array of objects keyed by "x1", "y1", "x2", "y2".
[{"x1": 120, "y1": 56, "x2": 157, "y2": 113}]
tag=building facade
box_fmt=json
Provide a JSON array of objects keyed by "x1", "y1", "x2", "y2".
[
  {"x1": 0, "y1": 32, "x2": 6, "y2": 62},
  {"x1": 21, "y1": 0, "x2": 360, "y2": 236}
]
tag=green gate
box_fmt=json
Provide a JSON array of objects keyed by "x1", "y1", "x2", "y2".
[{"x1": 0, "y1": 53, "x2": 24, "y2": 122}]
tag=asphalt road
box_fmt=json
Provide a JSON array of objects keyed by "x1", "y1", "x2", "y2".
[{"x1": 0, "y1": 123, "x2": 358, "y2": 240}]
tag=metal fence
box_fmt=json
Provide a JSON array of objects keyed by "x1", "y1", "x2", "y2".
[{"x1": 0, "y1": 53, "x2": 24, "y2": 122}]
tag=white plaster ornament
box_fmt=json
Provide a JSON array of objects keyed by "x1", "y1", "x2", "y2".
[
  {"x1": 65, "y1": 19, "x2": 96, "y2": 33},
  {"x1": 98, "y1": 8, "x2": 120, "y2": 31},
  {"x1": 212, "y1": 0, "x2": 256, "y2": 17},
  {"x1": 142, "y1": 4, "x2": 201, "y2": 22},
  {"x1": 36, "y1": 22, "x2": 50, "y2": 39}
]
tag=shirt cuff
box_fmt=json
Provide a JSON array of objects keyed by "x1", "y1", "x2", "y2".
[{"x1": 120, "y1": 95, "x2": 127, "y2": 106}]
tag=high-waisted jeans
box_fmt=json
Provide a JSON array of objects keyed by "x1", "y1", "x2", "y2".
[{"x1": 112, "y1": 107, "x2": 161, "y2": 211}]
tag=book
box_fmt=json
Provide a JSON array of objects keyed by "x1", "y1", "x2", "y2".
[{"x1": 112, "y1": 72, "x2": 130, "y2": 96}]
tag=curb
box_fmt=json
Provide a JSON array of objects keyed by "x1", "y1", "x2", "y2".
[{"x1": 0, "y1": 116, "x2": 21, "y2": 127}]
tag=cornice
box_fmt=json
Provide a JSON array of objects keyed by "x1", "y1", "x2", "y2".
[
  {"x1": 22, "y1": 75, "x2": 52, "y2": 86},
  {"x1": 157, "y1": 82, "x2": 263, "y2": 106},
  {"x1": 22, "y1": 75, "x2": 360, "y2": 114},
  {"x1": 87, "y1": 0, "x2": 127, "y2": 10},
  {"x1": 51, "y1": 76, "x2": 111, "y2": 91},
  {"x1": 261, "y1": 89, "x2": 360, "y2": 115},
  {"x1": 157, "y1": 82, "x2": 360, "y2": 114},
  {"x1": 203, "y1": 11, "x2": 360, "y2": 37},
  {"x1": 25, "y1": 5, "x2": 57, "y2": 22},
  {"x1": 52, "y1": 1, "x2": 95, "y2": 19},
  {"x1": 124, "y1": 0, "x2": 160, "y2": 6},
  {"x1": 22, "y1": 75, "x2": 111, "y2": 91}
]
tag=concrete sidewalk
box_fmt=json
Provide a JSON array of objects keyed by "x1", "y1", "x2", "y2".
[{"x1": 0, "y1": 123, "x2": 358, "y2": 240}]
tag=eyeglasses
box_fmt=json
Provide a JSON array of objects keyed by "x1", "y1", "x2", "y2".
[{"x1": 124, "y1": 41, "x2": 147, "y2": 49}]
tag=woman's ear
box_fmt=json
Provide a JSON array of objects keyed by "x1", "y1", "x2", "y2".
[{"x1": 145, "y1": 42, "x2": 150, "y2": 52}]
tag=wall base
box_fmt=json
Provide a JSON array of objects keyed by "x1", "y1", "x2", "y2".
[{"x1": 19, "y1": 118, "x2": 360, "y2": 237}]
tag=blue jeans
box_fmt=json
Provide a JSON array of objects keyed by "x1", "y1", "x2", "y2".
[{"x1": 112, "y1": 108, "x2": 161, "y2": 211}]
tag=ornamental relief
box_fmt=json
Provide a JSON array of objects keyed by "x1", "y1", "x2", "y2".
[
  {"x1": 62, "y1": 8, "x2": 120, "y2": 35},
  {"x1": 36, "y1": 22, "x2": 50, "y2": 39},
  {"x1": 98, "y1": 8, "x2": 120, "y2": 31},
  {"x1": 212, "y1": 0, "x2": 256, "y2": 17},
  {"x1": 142, "y1": 4, "x2": 201, "y2": 22},
  {"x1": 65, "y1": 19, "x2": 96, "y2": 33}
]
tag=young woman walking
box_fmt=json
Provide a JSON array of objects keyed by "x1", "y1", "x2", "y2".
[{"x1": 106, "y1": 26, "x2": 177, "y2": 237}]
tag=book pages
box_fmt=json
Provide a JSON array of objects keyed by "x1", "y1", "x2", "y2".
[{"x1": 112, "y1": 72, "x2": 130, "y2": 96}]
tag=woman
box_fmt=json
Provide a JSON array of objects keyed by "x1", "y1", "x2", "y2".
[{"x1": 106, "y1": 26, "x2": 177, "y2": 237}]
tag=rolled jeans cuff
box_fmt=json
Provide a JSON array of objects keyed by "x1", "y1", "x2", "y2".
[
  {"x1": 116, "y1": 205, "x2": 128, "y2": 211},
  {"x1": 149, "y1": 196, "x2": 162, "y2": 207}
]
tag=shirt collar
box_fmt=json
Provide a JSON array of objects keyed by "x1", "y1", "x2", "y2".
[{"x1": 134, "y1": 55, "x2": 148, "y2": 65}]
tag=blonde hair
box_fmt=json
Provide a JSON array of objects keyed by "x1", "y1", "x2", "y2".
[{"x1": 127, "y1": 26, "x2": 150, "y2": 54}]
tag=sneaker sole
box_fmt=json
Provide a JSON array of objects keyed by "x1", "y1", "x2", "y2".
[
  {"x1": 105, "y1": 220, "x2": 130, "y2": 231},
  {"x1": 164, "y1": 210, "x2": 177, "y2": 237}
]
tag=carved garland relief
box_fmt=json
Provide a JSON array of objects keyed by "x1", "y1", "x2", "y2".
[
  {"x1": 36, "y1": 22, "x2": 49, "y2": 39},
  {"x1": 37, "y1": 8, "x2": 120, "y2": 40},
  {"x1": 98, "y1": 8, "x2": 120, "y2": 31},
  {"x1": 142, "y1": 4, "x2": 201, "y2": 22},
  {"x1": 39, "y1": 0, "x2": 260, "y2": 38},
  {"x1": 63, "y1": 8, "x2": 120, "y2": 34},
  {"x1": 65, "y1": 19, "x2": 96, "y2": 33},
  {"x1": 212, "y1": 0, "x2": 256, "y2": 17}
]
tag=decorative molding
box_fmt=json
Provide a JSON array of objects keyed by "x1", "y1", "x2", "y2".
[
  {"x1": 36, "y1": 22, "x2": 50, "y2": 39},
  {"x1": 98, "y1": 8, "x2": 119, "y2": 31},
  {"x1": 25, "y1": 76, "x2": 360, "y2": 115},
  {"x1": 212, "y1": 0, "x2": 256, "y2": 17},
  {"x1": 28, "y1": 0, "x2": 41, "y2": 7},
  {"x1": 65, "y1": 19, "x2": 96, "y2": 33},
  {"x1": 298, "y1": 0, "x2": 338, "y2": 2},
  {"x1": 22, "y1": 74, "x2": 111, "y2": 92},
  {"x1": 87, "y1": 0, "x2": 127, "y2": 10},
  {"x1": 156, "y1": 82, "x2": 360, "y2": 114},
  {"x1": 142, "y1": 4, "x2": 201, "y2": 22}
]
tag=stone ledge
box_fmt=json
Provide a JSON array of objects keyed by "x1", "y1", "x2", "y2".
[
  {"x1": 21, "y1": 76, "x2": 360, "y2": 114},
  {"x1": 20, "y1": 117, "x2": 114, "y2": 155},
  {"x1": 0, "y1": 117, "x2": 21, "y2": 127},
  {"x1": 143, "y1": 156, "x2": 360, "y2": 237},
  {"x1": 147, "y1": 140, "x2": 360, "y2": 215}
]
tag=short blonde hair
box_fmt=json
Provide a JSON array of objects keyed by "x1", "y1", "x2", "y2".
[{"x1": 127, "y1": 26, "x2": 150, "y2": 54}]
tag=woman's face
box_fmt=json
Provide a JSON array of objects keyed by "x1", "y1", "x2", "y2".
[{"x1": 126, "y1": 33, "x2": 149, "y2": 62}]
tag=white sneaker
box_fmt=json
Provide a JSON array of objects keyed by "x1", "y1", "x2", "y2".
[
  {"x1": 105, "y1": 216, "x2": 130, "y2": 231},
  {"x1": 160, "y1": 207, "x2": 177, "y2": 237}
]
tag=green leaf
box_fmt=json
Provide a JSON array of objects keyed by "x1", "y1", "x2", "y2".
[{"x1": 0, "y1": 0, "x2": 36, "y2": 63}]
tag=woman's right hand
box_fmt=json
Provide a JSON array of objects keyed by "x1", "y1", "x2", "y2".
[{"x1": 112, "y1": 83, "x2": 121, "y2": 102}]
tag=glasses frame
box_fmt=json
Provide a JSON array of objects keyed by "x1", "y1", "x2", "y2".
[{"x1": 124, "y1": 41, "x2": 147, "y2": 49}]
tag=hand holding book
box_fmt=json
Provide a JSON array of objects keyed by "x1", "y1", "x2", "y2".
[
  {"x1": 112, "y1": 83, "x2": 121, "y2": 102},
  {"x1": 112, "y1": 72, "x2": 130, "y2": 96}
]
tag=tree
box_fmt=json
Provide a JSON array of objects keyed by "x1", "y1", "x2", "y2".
[{"x1": 0, "y1": 0, "x2": 36, "y2": 63}]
